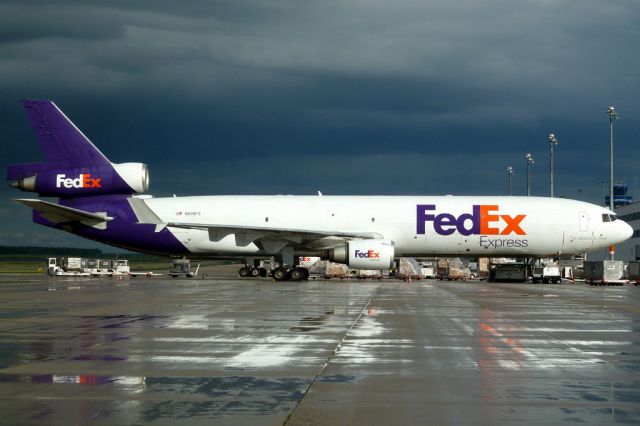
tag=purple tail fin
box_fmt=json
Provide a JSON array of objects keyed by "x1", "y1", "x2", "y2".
[
  {"x1": 7, "y1": 100, "x2": 149, "y2": 197},
  {"x1": 23, "y1": 99, "x2": 111, "y2": 167}
]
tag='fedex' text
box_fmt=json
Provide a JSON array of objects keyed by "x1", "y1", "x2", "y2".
[
  {"x1": 56, "y1": 174, "x2": 102, "y2": 189},
  {"x1": 354, "y1": 249, "x2": 380, "y2": 259},
  {"x1": 417, "y1": 204, "x2": 526, "y2": 236}
]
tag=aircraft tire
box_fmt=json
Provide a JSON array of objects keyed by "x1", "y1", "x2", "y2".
[
  {"x1": 238, "y1": 266, "x2": 250, "y2": 277},
  {"x1": 273, "y1": 267, "x2": 289, "y2": 281},
  {"x1": 290, "y1": 268, "x2": 305, "y2": 281},
  {"x1": 250, "y1": 268, "x2": 261, "y2": 278}
]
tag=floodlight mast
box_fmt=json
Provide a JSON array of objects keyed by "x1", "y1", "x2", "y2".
[
  {"x1": 606, "y1": 106, "x2": 618, "y2": 261},
  {"x1": 525, "y1": 153, "x2": 534, "y2": 196},
  {"x1": 606, "y1": 106, "x2": 618, "y2": 212},
  {"x1": 548, "y1": 133, "x2": 559, "y2": 197},
  {"x1": 507, "y1": 166, "x2": 513, "y2": 196}
]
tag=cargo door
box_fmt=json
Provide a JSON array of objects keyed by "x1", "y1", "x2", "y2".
[{"x1": 579, "y1": 211, "x2": 589, "y2": 232}]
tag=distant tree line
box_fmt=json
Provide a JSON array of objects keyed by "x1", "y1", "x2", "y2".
[
  {"x1": 0, "y1": 246, "x2": 103, "y2": 257},
  {"x1": 0, "y1": 246, "x2": 165, "y2": 262}
]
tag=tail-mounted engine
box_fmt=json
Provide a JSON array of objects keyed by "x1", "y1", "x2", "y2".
[{"x1": 9, "y1": 162, "x2": 149, "y2": 197}]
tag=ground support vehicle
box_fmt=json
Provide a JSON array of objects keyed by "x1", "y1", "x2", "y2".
[
  {"x1": 532, "y1": 264, "x2": 561, "y2": 283},
  {"x1": 47, "y1": 258, "x2": 90, "y2": 277},
  {"x1": 169, "y1": 259, "x2": 200, "y2": 278},
  {"x1": 584, "y1": 260, "x2": 628, "y2": 286},
  {"x1": 488, "y1": 262, "x2": 527, "y2": 283}
]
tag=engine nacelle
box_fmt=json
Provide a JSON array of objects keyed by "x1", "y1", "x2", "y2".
[
  {"x1": 10, "y1": 162, "x2": 149, "y2": 197},
  {"x1": 329, "y1": 239, "x2": 395, "y2": 270}
]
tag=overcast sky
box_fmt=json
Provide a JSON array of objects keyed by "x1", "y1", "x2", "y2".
[{"x1": 1, "y1": 0, "x2": 639, "y2": 249}]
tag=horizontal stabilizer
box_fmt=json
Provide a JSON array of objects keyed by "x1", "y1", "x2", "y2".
[{"x1": 15, "y1": 199, "x2": 113, "y2": 230}]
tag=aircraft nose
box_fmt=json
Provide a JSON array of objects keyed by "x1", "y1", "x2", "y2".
[{"x1": 619, "y1": 220, "x2": 633, "y2": 242}]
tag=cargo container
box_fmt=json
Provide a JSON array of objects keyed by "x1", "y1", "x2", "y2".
[
  {"x1": 625, "y1": 261, "x2": 640, "y2": 286},
  {"x1": 437, "y1": 258, "x2": 470, "y2": 281},
  {"x1": 324, "y1": 262, "x2": 350, "y2": 279},
  {"x1": 583, "y1": 260, "x2": 627, "y2": 285},
  {"x1": 356, "y1": 269, "x2": 383, "y2": 279},
  {"x1": 488, "y1": 263, "x2": 527, "y2": 282},
  {"x1": 397, "y1": 257, "x2": 422, "y2": 280}
]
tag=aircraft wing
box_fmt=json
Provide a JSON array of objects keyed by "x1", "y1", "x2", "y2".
[
  {"x1": 165, "y1": 221, "x2": 383, "y2": 251},
  {"x1": 127, "y1": 197, "x2": 382, "y2": 251},
  {"x1": 15, "y1": 199, "x2": 113, "y2": 230}
]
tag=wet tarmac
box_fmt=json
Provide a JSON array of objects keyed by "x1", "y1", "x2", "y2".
[{"x1": 1, "y1": 275, "x2": 640, "y2": 425}]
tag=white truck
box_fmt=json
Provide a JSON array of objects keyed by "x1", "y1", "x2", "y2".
[
  {"x1": 47, "y1": 258, "x2": 90, "y2": 277},
  {"x1": 48, "y1": 257, "x2": 131, "y2": 277},
  {"x1": 532, "y1": 264, "x2": 561, "y2": 284}
]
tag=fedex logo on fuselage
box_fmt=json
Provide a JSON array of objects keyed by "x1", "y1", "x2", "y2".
[
  {"x1": 417, "y1": 204, "x2": 526, "y2": 236},
  {"x1": 55, "y1": 174, "x2": 102, "y2": 189}
]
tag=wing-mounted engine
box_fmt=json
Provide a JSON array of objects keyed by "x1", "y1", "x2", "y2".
[{"x1": 329, "y1": 239, "x2": 395, "y2": 270}]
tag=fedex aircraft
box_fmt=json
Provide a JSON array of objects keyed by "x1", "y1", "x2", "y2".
[{"x1": 7, "y1": 100, "x2": 633, "y2": 280}]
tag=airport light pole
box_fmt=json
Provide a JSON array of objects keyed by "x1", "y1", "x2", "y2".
[
  {"x1": 548, "y1": 133, "x2": 559, "y2": 197},
  {"x1": 525, "y1": 153, "x2": 534, "y2": 196},
  {"x1": 507, "y1": 166, "x2": 513, "y2": 196},
  {"x1": 599, "y1": 181, "x2": 605, "y2": 206},
  {"x1": 607, "y1": 106, "x2": 618, "y2": 211},
  {"x1": 577, "y1": 188, "x2": 584, "y2": 200}
]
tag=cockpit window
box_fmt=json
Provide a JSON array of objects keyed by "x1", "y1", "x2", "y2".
[
  {"x1": 602, "y1": 214, "x2": 617, "y2": 222},
  {"x1": 610, "y1": 214, "x2": 617, "y2": 222}
]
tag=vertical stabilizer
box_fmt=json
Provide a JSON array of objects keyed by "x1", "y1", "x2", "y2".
[{"x1": 22, "y1": 99, "x2": 110, "y2": 167}]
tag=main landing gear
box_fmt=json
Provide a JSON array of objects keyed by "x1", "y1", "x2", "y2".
[
  {"x1": 238, "y1": 266, "x2": 268, "y2": 278},
  {"x1": 238, "y1": 265, "x2": 309, "y2": 282}
]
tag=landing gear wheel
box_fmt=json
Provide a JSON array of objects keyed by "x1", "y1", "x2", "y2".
[
  {"x1": 273, "y1": 267, "x2": 289, "y2": 282},
  {"x1": 238, "y1": 266, "x2": 250, "y2": 277},
  {"x1": 290, "y1": 267, "x2": 306, "y2": 282},
  {"x1": 250, "y1": 268, "x2": 260, "y2": 278}
]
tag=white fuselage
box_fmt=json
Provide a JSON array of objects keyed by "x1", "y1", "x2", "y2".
[{"x1": 139, "y1": 195, "x2": 632, "y2": 257}]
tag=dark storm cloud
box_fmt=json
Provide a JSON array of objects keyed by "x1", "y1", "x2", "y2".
[{"x1": 1, "y1": 0, "x2": 639, "y2": 248}]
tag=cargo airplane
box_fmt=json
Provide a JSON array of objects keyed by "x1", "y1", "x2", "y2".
[{"x1": 7, "y1": 100, "x2": 633, "y2": 280}]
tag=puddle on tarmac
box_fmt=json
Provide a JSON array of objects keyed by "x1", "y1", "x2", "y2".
[{"x1": 290, "y1": 307, "x2": 335, "y2": 333}]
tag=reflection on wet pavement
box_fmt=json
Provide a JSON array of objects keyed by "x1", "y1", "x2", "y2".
[{"x1": 0, "y1": 276, "x2": 639, "y2": 424}]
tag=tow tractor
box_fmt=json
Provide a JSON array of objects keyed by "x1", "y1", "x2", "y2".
[
  {"x1": 169, "y1": 259, "x2": 199, "y2": 278},
  {"x1": 531, "y1": 263, "x2": 561, "y2": 283}
]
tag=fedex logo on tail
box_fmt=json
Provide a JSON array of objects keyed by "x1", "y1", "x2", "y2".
[
  {"x1": 56, "y1": 174, "x2": 102, "y2": 189},
  {"x1": 417, "y1": 204, "x2": 526, "y2": 236}
]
